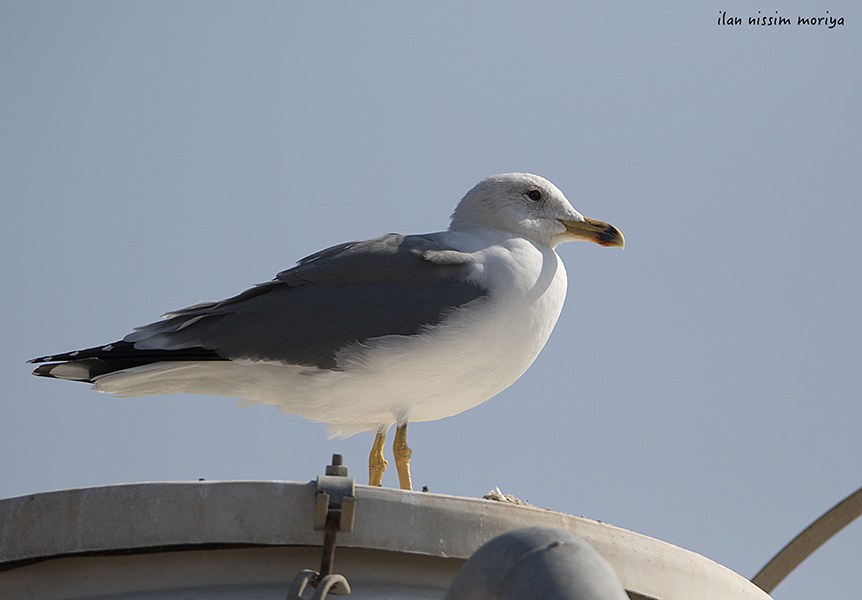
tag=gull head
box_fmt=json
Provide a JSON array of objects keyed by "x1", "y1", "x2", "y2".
[{"x1": 450, "y1": 173, "x2": 624, "y2": 250}]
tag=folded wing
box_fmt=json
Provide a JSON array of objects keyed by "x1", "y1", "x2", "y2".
[{"x1": 30, "y1": 234, "x2": 488, "y2": 381}]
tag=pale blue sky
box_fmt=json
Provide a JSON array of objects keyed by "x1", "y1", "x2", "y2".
[{"x1": 2, "y1": 2, "x2": 860, "y2": 598}]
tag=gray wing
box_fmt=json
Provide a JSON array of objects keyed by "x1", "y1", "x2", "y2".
[{"x1": 124, "y1": 234, "x2": 488, "y2": 369}]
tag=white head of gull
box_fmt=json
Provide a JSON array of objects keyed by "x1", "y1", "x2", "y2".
[{"x1": 30, "y1": 172, "x2": 624, "y2": 490}]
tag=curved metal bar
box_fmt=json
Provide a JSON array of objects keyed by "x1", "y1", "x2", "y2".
[
  {"x1": 286, "y1": 569, "x2": 320, "y2": 599},
  {"x1": 752, "y1": 484, "x2": 862, "y2": 593},
  {"x1": 314, "y1": 574, "x2": 351, "y2": 598},
  {"x1": 286, "y1": 571, "x2": 351, "y2": 599}
]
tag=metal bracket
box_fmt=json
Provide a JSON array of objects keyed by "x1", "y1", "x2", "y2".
[
  {"x1": 309, "y1": 454, "x2": 356, "y2": 595},
  {"x1": 315, "y1": 454, "x2": 357, "y2": 533},
  {"x1": 287, "y1": 569, "x2": 351, "y2": 599}
]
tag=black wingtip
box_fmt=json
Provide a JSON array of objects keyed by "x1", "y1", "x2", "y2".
[
  {"x1": 31, "y1": 363, "x2": 61, "y2": 378},
  {"x1": 30, "y1": 359, "x2": 97, "y2": 382},
  {"x1": 28, "y1": 341, "x2": 227, "y2": 382},
  {"x1": 31, "y1": 364, "x2": 48, "y2": 376}
]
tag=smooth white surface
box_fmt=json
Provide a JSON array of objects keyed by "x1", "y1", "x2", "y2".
[
  {"x1": 0, "y1": 481, "x2": 771, "y2": 600},
  {"x1": 1, "y1": 547, "x2": 453, "y2": 600}
]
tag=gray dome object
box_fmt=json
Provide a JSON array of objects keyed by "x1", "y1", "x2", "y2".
[{"x1": 445, "y1": 526, "x2": 629, "y2": 600}]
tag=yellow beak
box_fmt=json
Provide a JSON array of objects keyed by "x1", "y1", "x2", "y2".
[{"x1": 560, "y1": 216, "x2": 625, "y2": 248}]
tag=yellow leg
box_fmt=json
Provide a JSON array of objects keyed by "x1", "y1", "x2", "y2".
[
  {"x1": 393, "y1": 423, "x2": 413, "y2": 491},
  {"x1": 368, "y1": 429, "x2": 388, "y2": 486}
]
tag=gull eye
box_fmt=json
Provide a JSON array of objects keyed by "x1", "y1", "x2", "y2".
[{"x1": 527, "y1": 190, "x2": 542, "y2": 202}]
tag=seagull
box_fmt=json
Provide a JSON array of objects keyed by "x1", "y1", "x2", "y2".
[{"x1": 29, "y1": 173, "x2": 624, "y2": 490}]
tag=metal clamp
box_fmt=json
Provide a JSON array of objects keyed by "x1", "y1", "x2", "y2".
[
  {"x1": 309, "y1": 454, "x2": 356, "y2": 595},
  {"x1": 315, "y1": 454, "x2": 357, "y2": 533},
  {"x1": 287, "y1": 569, "x2": 351, "y2": 599}
]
